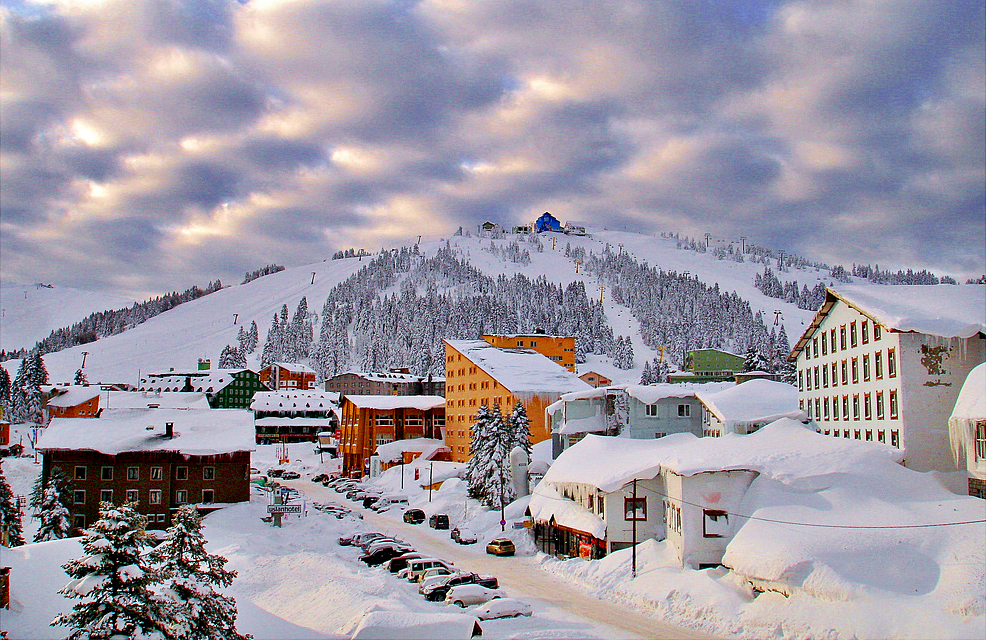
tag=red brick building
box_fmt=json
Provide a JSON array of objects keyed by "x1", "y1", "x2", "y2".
[
  {"x1": 35, "y1": 408, "x2": 254, "y2": 530},
  {"x1": 260, "y1": 362, "x2": 317, "y2": 390},
  {"x1": 338, "y1": 396, "x2": 446, "y2": 477}
]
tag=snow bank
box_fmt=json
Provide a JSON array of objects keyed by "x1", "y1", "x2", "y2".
[{"x1": 348, "y1": 611, "x2": 481, "y2": 639}]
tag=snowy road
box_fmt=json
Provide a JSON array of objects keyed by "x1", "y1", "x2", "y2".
[{"x1": 286, "y1": 479, "x2": 722, "y2": 640}]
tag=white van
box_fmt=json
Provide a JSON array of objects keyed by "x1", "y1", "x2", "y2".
[
  {"x1": 404, "y1": 558, "x2": 454, "y2": 582},
  {"x1": 374, "y1": 495, "x2": 410, "y2": 511}
]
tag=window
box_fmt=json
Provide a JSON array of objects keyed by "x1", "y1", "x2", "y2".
[
  {"x1": 74, "y1": 466, "x2": 87, "y2": 481},
  {"x1": 813, "y1": 367, "x2": 819, "y2": 389},
  {"x1": 99, "y1": 489, "x2": 113, "y2": 503},
  {"x1": 822, "y1": 366, "x2": 829, "y2": 388},
  {"x1": 840, "y1": 326, "x2": 847, "y2": 350},
  {"x1": 865, "y1": 430, "x2": 873, "y2": 441},
  {"x1": 841, "y1": 360, "x2": 848, "y2": 385},
  {"x1": 202, "y1": 489, "x2": 215, "y2": 504},
  {"x1": 654, "y1": 432, "x2": 667, "y2": 439},
  {"x1": 126, "y1": 489, "x2": 138, "y2": 503},
  {"x1": 863, "y1": 355, "x2": 871, "y2": 382},
  {"x1": 812, "y1": 337, "x2": 819, "y2": 358},
  {"x1": 861, "y1": 321, "x2": 869, "y2": 344},
  {"x1": 974, "y1": 421, "x2": 986, "y2": 461},
  {"x1": 101, "y1": 466, "x2": 113, "y2": 481},
  {"x1": 376, "y1": 433, "x2": 393, "y2": 446},
  {"x1": 127, "y1": 467, "x2": 139, "y2": 481},
  {"x1": 878, "y1": 430, "x2": 885, "y2": 443},
  {"x1": 853, "y1": 395, "x2": 860, "y2": 420},
  {"x1": 376, "y1": 414, "x2": 394, "y2": 427},
  {"x1": 176, "y1": 490, "x2": 188, "y2": 504},
  {"x1": 821, "y1": 335, "x2": 827, "y2": 356},
  {"x1": 597, "y1": 495, "x2": 605, "y2": 514},
  {"x1": 851, "y1": 358, "x2": 859, "y2": 384},
  {"x1": 798, "y1": 370, "x2": 804, "y2": 391},
  {"x1": 703, "y1": 509, "x2": 730, "y2": 538},
  {"x1": 832, "y1": 396, "x2": 840, "y2": 421},
  {"x1": 891, "y1": 430, "x2": 900, "y2": 448},
  {"x1": 150, "y1": 467, "x2": 163, "y2": 481},
  {"x1": 830, "y1": 328, "x2": 837, "y2": 352},
  {"x1": 854, "y1": 429, "x2": 861, "y2": 440},
  {"x1": 850, "y1": 322, "x2": 858, "y2": 348},
  {"x1": 814, "y1": 398, "x2": 821, "y2": 420},
  {"x1": 888, "y1": 349, "x2": 897, "y2": 377},
  {"x1": 823, "y1": 397, "x2": 830, "y2": 420},
  {"x1": 876, "y1": 392, "x2": 885, "y2": 419},
  {"x1": 203, "y1": 467, "x2": 215, "y2": 481},
  {"x1": 677, "y1": 404, "x2": 691, "y2": 418},
  {"x1": 156, "y1": 514, "x2": 166, "y2": 523},
  {"x1": 645, "y1": 404, "x2": 659, "y2": 417},
  {"x1": 831, "y1": 363, "x2": 838, "y2": 388},
  {"x1": 874, "y1": 324, "x2": 882, "y2": 340},
  {"x1": 73, "y1": 490, "x2": 86, "y2": 504},
  {"x1": 176, "y1": 466, "x2": 188, "y2": 481},
  {"x1": 624, "y1": 497, "x2": 647, "y2": 521},
  {"x1": 875, "y1": 352, "x2": 883, "y2": 379},
  {"x1": 842, "y1": 395, "x2": 849, "y2": 420},
  {"x1": 864, "y1": 393, "x2": 872, "y2": 420},
  {"x1": 806, "y1": 369, "x2": 813, "y2": 391},
  {"x1": 889, "y1": 390, "x2": 899, "y2": 419},
  {"x1": 404, "y1": 415, "x2": 423, "y2": 427}
]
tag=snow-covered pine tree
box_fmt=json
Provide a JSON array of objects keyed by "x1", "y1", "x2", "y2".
[
  {"x1": 465, "y1": 405, "x2": 494, "y2": 500},
  {"x1": 507, "y1": 402, "x2": 532, "y2": 457},
  {"x1": 11, "y1": 352, "x2": 49, "y2": 424},
  {"x1": 52, "y1": 502, "x2": 175, "y2": 639},
  {"x1": 260, "y1": 313, "x2": 280, "y2": 368},
  {"x1": 0, "y1": 367, "x2": 10, "y2": 418},
  {"x1": 246, "y1": 321, "x2": 259, "y2": 353},
  {"x1": 74, "y1": 368, "x2": 89, "y2": 385},
  {"x1": 31, "y1": 466, "x2": 74, "y2": 541},
  {"x1": 639, "y1": 361, "x2": 653, "y2": 384},
  {"x1": 218, "y1": 345, "x2": 247, "y2": 369},
  {"x1": 150, "y1": 505, "x2": 249, "y2": 640},
  {"x1": 0, "y1": 462, "x2": 25, "y2": 546},
  {"x1": 483, "y1": 404, "x2": 515, "y2": 511}
]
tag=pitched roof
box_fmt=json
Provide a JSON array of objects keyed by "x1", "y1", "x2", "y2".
[
  {"x1": 36, "y1": 408, "x2": 255, "y2": 456},
  {"x1": 444, "y1": 339, "x2": 590, "y2": 395},
  {"x1": 251, "y1": 390, "x2": 340, "y2": 412},
  {"x1": 791, "y1": 285, "x2": 986, "y2": 359},
  {"x1": 695, "y1": 379, "x2": 803, "y2": 426},
  {"x1": 46, "y1": 387, "x2": 101, "y2": 408}
]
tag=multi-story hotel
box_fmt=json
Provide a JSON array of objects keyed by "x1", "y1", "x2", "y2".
[
  {"x1": 790, "y1": 285, "x2": 985, "y2": 472},
  {"x1": 338, "y1": 395, "x2": 446, "y2": 477},
  {"x1": 444, "y1": 339, "x2": 590, "y2": 463},
  {"x1": 481, "y1": 333, "x2": 577, "y2": 373}
]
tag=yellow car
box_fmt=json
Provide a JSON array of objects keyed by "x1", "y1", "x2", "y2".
[{"x1": 485, "y1": 538, "x2": 515, "y2": 556}]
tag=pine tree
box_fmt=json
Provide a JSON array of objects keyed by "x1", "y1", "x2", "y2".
[
  {"x1": 0, "y1": 367, "x2": 10, "y2": 418},
  {"x1": 639, "y1": 361, "x2": 653, "y2": 384},
  {"x1": 483, "y1": 404, "x2": 514, "y2": 511},
  {"x1": 218, "y1": 345, "x2": 247, "y2": 369},
  {"x1": 34, "y1": 487, "x2": 72, "y2": 542},
  {"x1": 74, "y1": 368, "x2": 89, "y2": 385},
  {"x1": 465, "y1": 405, "x2": 494, "y2": 500},
  {"x1": 52, "y1": 502, "x2": 175, "y2": 639},
  {"x1": 11, "y1": 352, "x2": 49, "y2": 424},
  {"x1": 150, "y1": 505, "x2": 249, "y2": 640},
  {"x1": 246, "y1": 321, "x2": 259, "y2": 353},
  {"x1": 0, "y1": 462, "x2": 25, "y2": 546},
  {"x1": 506, "y1": 402, "x2": 532, "y2": 457}
]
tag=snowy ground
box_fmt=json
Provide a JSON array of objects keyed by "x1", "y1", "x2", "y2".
[{"x1": 4, "y1": 432, "x2": 983, "y2": 640}]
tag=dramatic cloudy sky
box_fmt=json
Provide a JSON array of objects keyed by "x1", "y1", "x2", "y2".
[{"x1": 2, "y1": 0, "x2": 984, "y2": 296}]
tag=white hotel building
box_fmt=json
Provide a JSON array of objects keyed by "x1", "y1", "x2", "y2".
[{"x1": 790, "y1": 285, "x2": 985, "y2": 472}]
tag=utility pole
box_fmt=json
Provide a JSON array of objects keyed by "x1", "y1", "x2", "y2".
[
  {"x1": 575, "y1": 260, "x2": 581, "y2": 274},
  {"x1": 740, "y1": 236, "x2": 747, "y2": 253},
  {"x1": 500, "y1": 464, "x2": 506, "y2": 532},
  {"x1": 599, "y1": 286, "x2": 605, "y2": 304},
  {"x1": 311, "y1": 272, "x2": 316, "y2": 285},
  {"x1": 81, "y1": 352, "x2": 89, "y2": 369},
  {"x1": 632, "y1": 478, "x2": 637, "y2": 579},
  {"x1": 232, "y1": 313, "x2": 238, "y2": 325},
  {"x1": 428, "y1": 462, "x2": 434, "y2": 502},
  {"x1": 704, "y1": 232, "x2": 712, "y2": 248}
]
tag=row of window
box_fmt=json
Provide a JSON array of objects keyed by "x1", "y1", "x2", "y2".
[
  {"x1": 800, "y1": 349, "x2": 897, "y2": 391},
  {"x1": 644, "y1": 404, "x2": 692, "y2": 418},
  {"x1": 802, "y1": 391, "x2": 899, "y2": 422},
  {"x1": 821, "y1": 428, "x2": 900, "y2": 447},
  {"x1": 805, "y1": 319, "x2": 883, "y2": 361},
  {"x1": 72, "y1": 487, "x2": 215, "y2": 505},
  {"x1": 74, "y1": 465, "x2": 215, "y2": 482}
]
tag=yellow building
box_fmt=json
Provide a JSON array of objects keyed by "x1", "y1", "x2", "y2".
[
  {"x1": 481, "y1": 334, "x2": 576, "y2": 372},
  {"x1": 444, "y1": 339, "x2": 591, "y2": 462}
]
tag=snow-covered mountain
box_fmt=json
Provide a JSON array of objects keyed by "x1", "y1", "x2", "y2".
[{"x1": 2, "y1": 227, "x2": 852, "y2": 386}]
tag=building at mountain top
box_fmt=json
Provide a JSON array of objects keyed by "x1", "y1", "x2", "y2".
[
  {"x1": 667, "y1": 349, "x2": 745, "y2": 384},
  {"x1": 443, "y1": 339, "x2": 590, "y2": 463},
  {"x1": 790, "y1": 284, "x2": 985, "y2": 473}
]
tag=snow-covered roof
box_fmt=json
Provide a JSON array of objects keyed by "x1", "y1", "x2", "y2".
[
  {"x1": 36, "y1": 408, "x2": 255, "y2": 455},
  {"x1": 528, "y1": 482, "x2": 606, "y2": 539},
  {"x1": 950, "y1": 363, "x2": 985, "y2": 421},
  {"x1": 138, "y1": 370, "x2": 245, "y2": 394},
  {"x1": 445, "y1": 339, "x2": 590, "y2": 395},
  {"x1": 542, "y1": 419, "x2": 903, "y2": 493},
  {"x1": 251, "y1": 390, "x2": 340, "y2": 412},
  {"x1": 271, "y1": 362, "x2": 316, "y2": 374},
  {"x1": 695, "y1": 379, "x2": 803, "y2": 426},
  {"x1": 106, "y1": 391, "x2": 211, "y2": 410},
  {"x1": 792, "y1": 285, "x2": 986, "y2": 358},
  {"x1": 339, "y1": 369, "x2": 421, "y2": 382},
  {"x1": 373, "y1": 438, "x2": 446, "y2": 463},
  {"x1": 343, "y1": 395, "x2": 446, "y2": 411},
  {"x1": 46, "y1": 387, "x2": 100, "y2": 407},
  {"x1": 254, "y1": 417, "x2": 335, "y2": 427}
]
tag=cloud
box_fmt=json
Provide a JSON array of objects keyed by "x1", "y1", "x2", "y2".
[{"x1": 0, "y1": 0, "x2": 982, "y2": 297}]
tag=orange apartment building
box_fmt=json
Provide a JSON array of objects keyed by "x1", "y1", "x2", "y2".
[
  {"x1": 444, "y1": 339, "x2": 591, "y2": 463},
  {"x1": 338, "y1": 395, "x2": 446, "y2": 477},
  {"x1": 481, "y1": 333, "x2": 576, "y2": 372},
  {"x1": 45, "y1": 387, "x2": 102, "y2": 423},
  {"x1": 259, "y1": 362, "x2": 316, "y2": 390}
]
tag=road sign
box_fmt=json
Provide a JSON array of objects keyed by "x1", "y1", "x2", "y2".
[
  {"x1": 267, "y1": 504, "x2": 302, "y2": 514},
  {"x1": 499, "y1": 519, "x2": 506, "y2": 526}
]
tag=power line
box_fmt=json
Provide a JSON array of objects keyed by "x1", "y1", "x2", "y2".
[{"x1": 530, "y1": 484, "x2": 986, "y2": 530}]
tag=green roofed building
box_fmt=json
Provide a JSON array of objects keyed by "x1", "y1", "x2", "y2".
[{"x1": 668, "y1": 349, "x2": 745, "y2": 383}]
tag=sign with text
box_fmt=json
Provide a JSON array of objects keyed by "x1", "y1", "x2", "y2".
[{"x1": 267, "y1": 504, "x2": 302, "y2": 514}]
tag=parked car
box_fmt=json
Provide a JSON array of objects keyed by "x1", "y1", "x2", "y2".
[
  {"x1": 486, "y1": 538, "x2": 516, "y2": 556},
  {"x1": 473, "y1": 598, "x2": 533, "y2": 620},
  {"x1": 445, "y1": 584, "x2": 505, "y2": 608},
  {"x1": 266, "y1": 468, "x2": 284, "y2": 477},
  {"x1": 385, "y1": 552, "x2": 423, "y2": 573},
  {"x1": 450, "y1": 527, "x2": 477, "y2": 544},
  {"x1": 281, "y1": 470, "x2": 301, "y2": 480},
  {"x1": 417, "y1": 566, "x2": 454, "y2": 584},
  {"x1": 403, "y1": 509, "x2": 426, "y2": 524},
  {"x1": 338, "y1": 531, "x2": 384, "y2": 546},
  {"x1": 363, "y1": 495, "x2": 382, "y2": 509},
  {"x1": 360, "y1": 543, "x2": 415, "y2": 566},
  {"x1": 421, "y1": 572, "x2": 499, "y2": 602},
  {"x1": 373, "y1": 495, "x2": 409, "y2": 511},
  {"x1": 402, "y1": 558, "x2": 454, "y2": 582},
  {"x1": 428, "y1": 513, "x2": 450, "y2": 529},
  {"x1": 249, "y1": 467, "x2": 260, "y2": 474}
]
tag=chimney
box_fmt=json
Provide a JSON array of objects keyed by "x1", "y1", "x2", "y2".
[{"x1": 165, "y1": 422, "x2": 174, "y2": 439}]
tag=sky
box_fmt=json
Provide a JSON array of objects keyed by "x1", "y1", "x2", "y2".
[{"x1": 1, "y1": 0, "x2": 984, "y2": 297}]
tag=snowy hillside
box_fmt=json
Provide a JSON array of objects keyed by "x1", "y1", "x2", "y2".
[
  {"x1": 1, "y1": 226, "x2": 854, "y2": 385},
  {"x1": 0, "y1": 283, "x2": 137, "y2": 352}
]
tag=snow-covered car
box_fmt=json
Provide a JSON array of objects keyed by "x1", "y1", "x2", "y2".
[
  {"x1": 338, "y1": 531, "x2": 384, "y2": 546},
  {"x1": 360, "y1": 543, "x2": 415, "y2": 566},
  {"x1": 404, "y1": 558, "x2": 454, "y2": 582},
  {"x1": 450, "y1": 527, "x2": 477, "y2": 544},
  {"x1": 417, "y1": 565, "x2": 454, "y2": 584},
  {"x1": 444, "y1": 584, "x2": 506, "y2": 608},
  {"x1": 266, "y1": 468, "x2": 285, "y2": 477},
  {"x1": 281, "y1": 470, "x2": 301, "y2": 479},
  {"x1": 385, "y1": 552, "x2": 423, "y2": 573},
  {"x1": 421, "y1": 572, "x2": 499, "y2": 601},
  {"x1": 473, "y1": 597, "x2": 533, "y2": 620}
]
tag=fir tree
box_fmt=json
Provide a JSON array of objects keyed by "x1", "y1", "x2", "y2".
[
  {"x1": 11, "y1": 352, "x2": 49, "y2": 424},
  {"x1": 34, "y1": 486, "x2": 72, "y2": 542},
  {"x1": 74, "y1": 368, "x2": 89, "y2": 385},
  {"x1": 465, "y1": 405, "x2": 494, "y2": 500},
  {"x1": 0, "y1": 367, "x2": 10, "y2": 418},
  {"x1": 150, "y1": 505, "x2": 249, "y2": 640},
  {"x1": 506, "y1": 402, "x2": 532, "y2": 457},
  {"x1": 52, "y1": 502, "x2": 175, "y2": 639},
  {"x1": 218, "y1": 345, "x2": 247, "y2": 369},
  {"x1": 483, "y1": 404, "x2": 514, "y2": 511},
  {"x1": 639, "y1": 361, "x2": 653, "y2": 384},
  {"x1": 0, "y1": 462, "x2": 25, "y2": 546}
]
